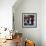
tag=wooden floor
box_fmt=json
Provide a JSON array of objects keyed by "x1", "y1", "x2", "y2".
[
  {"x1": 0, "y1": 33, "x2": 23, "y2": 46},
  {"x1": 0, "y1": 39, "x2": 16, "y2": 46}
]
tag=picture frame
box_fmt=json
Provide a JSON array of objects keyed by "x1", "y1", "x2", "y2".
[{"x1": 22, "y1": 13, "x2": 37, "y2": 28}]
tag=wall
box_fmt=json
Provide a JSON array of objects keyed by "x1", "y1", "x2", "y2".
[
  {"x1": 0, "y1": 0, "x2": 16, "y2": 30},
  {"x1": 41, "y1": 0, "x2": 46, "y2": 46},
  {"x1": 13, "y1": 0, "x2": 41, "y2": 46}
]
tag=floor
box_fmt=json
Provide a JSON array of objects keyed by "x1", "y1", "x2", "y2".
[
  {"x1": 0, "y1": 33, "x2": 23, "y2": 46},
  {"x1": 0, "y1": 38, "x2": 24, "y2": 46},
  {"x1": 0, "y1": 39, "x2": 16, "y2": 46}
]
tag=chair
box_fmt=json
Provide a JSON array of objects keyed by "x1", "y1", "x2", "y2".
[{"x1": 14, "y1": 33, "x2": 23, "y2": 46}]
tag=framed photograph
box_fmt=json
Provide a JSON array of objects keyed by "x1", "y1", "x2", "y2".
[{"x1": 22, "y1": 13, "x2": 37, "y2": 28}]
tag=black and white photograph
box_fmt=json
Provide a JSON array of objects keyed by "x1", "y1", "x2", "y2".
[{"x1": 22, "y1": 13, "x2": 37, "y2": 28}]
